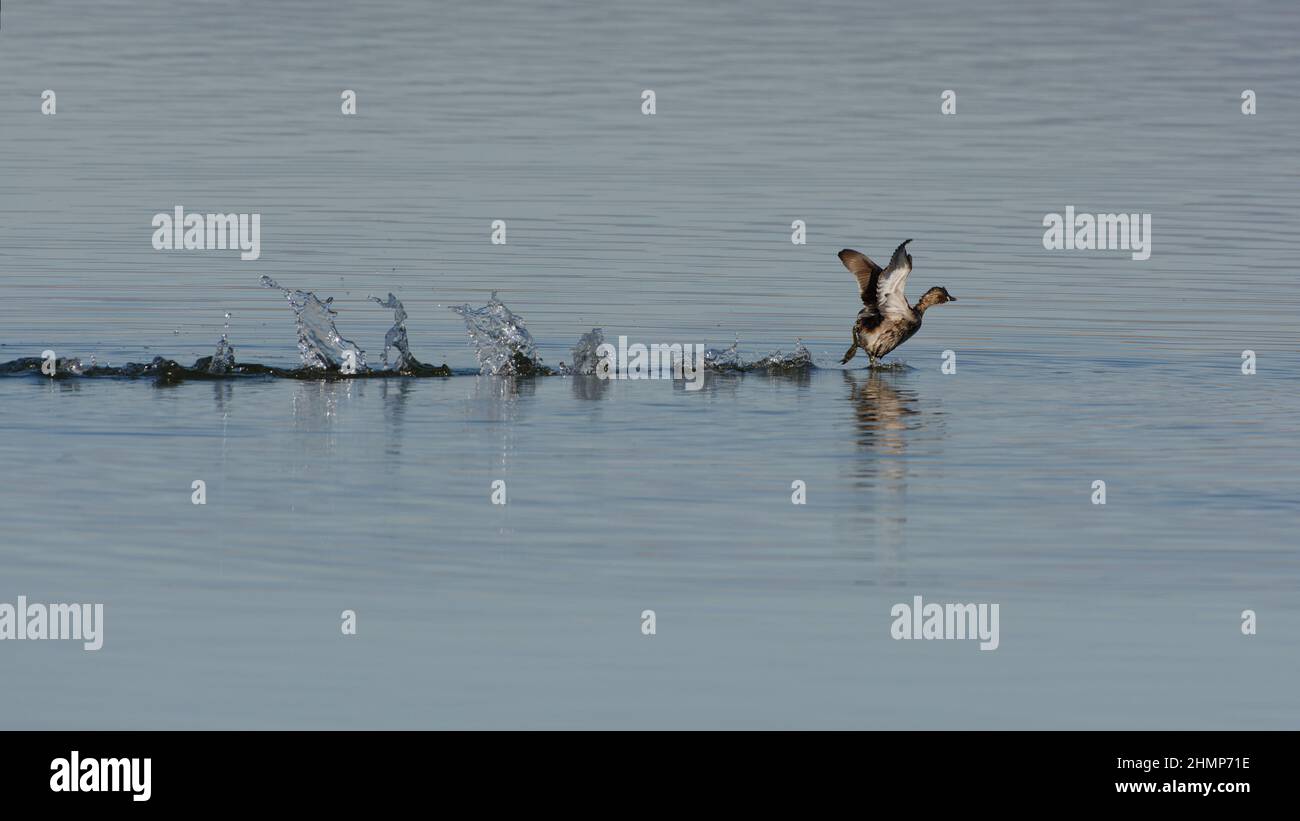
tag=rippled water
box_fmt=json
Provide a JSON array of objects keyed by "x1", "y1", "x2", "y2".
[{"x1": 1, "y1": 0, "x2": 1298, "y2": 728}]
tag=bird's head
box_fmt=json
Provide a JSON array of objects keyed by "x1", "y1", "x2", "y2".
[{"x1": 916, "y1": 287, "x2": 957, "y2": 312}]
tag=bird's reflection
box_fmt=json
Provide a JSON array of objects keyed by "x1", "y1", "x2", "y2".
[
  {"x1": 838, "y1": 369, "x2": 931, "y2": 578},
  {"x1": 843, "y1": 369, "x2": 919, "y2": 464}
]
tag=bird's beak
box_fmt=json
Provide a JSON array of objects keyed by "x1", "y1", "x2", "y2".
[{"x1": 948, "y1": 295, "x2": 958, "y2": 302}]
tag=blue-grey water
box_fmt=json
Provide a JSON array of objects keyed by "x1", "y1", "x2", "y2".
[{"x1": 1, "y1": 0, "x2": 1298, "y2": 728}]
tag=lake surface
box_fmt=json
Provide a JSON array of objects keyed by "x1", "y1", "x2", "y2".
[{"x1": 1, "y1": 0, "x2": 1297, "y2": 728}]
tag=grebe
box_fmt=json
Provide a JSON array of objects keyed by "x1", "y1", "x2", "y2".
[{"x1": 838, "y1": 239, "x2": 955, "y2": 366}]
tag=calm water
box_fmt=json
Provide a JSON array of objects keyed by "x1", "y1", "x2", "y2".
[{"x1": 1, "y1": 0, "x2": 1298, "y2": 728}]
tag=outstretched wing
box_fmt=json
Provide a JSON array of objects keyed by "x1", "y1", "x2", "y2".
[
  {"x1": 838, "y1": 249, "x2": 883, "y2": 307},
  {"x1": 875, "y1": 239, "x2": 914, "y2": 322}
]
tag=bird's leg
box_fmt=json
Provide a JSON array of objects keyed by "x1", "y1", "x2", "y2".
[
  {"x1": 869, "y1": 355, "x2": 879, "y2": 368},
  {"x1": 840, "y1": 343, "x2": 858, "y2": 364}
]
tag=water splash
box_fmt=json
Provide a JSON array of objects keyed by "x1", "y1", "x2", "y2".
[
  {"x1": 2, "y1": 289, "x2": 817, "y2": 384},
  {"x1": 3, "y1": 281, "x2": 451, "y2": 383},
  {"x1": 369, "y1": 293, "x2": 414, "y2": 371},
  {"x1": 704, "y1": 337, "x2": 815, "y2": 373},
  {"x1": 261, "y1": 275, "x2": 366, "y2": 371},
  {"x1": 703, "y1": 336, "x2": 743, "y2": 371},
  {"x1": 208, "y1": 311, "x2": 236, "y2": 375},
  {"x1": 747, "y1": 339, "x2": 815, "y2": 372},
  {"x1": 449, "y1": 292, "x2": 551, "y2": 376},
  {"x1": 562, "y1": 328, "x2": 607, "y2": 375}
]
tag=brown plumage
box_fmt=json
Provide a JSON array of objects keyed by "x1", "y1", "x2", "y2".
[{"x1": 838, "y1": 239, "x2": 956, "y2": 366}]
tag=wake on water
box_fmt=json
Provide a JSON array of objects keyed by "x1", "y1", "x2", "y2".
[{"x1": 0, "y1": 279, "x2": 817, "y2": 384}]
